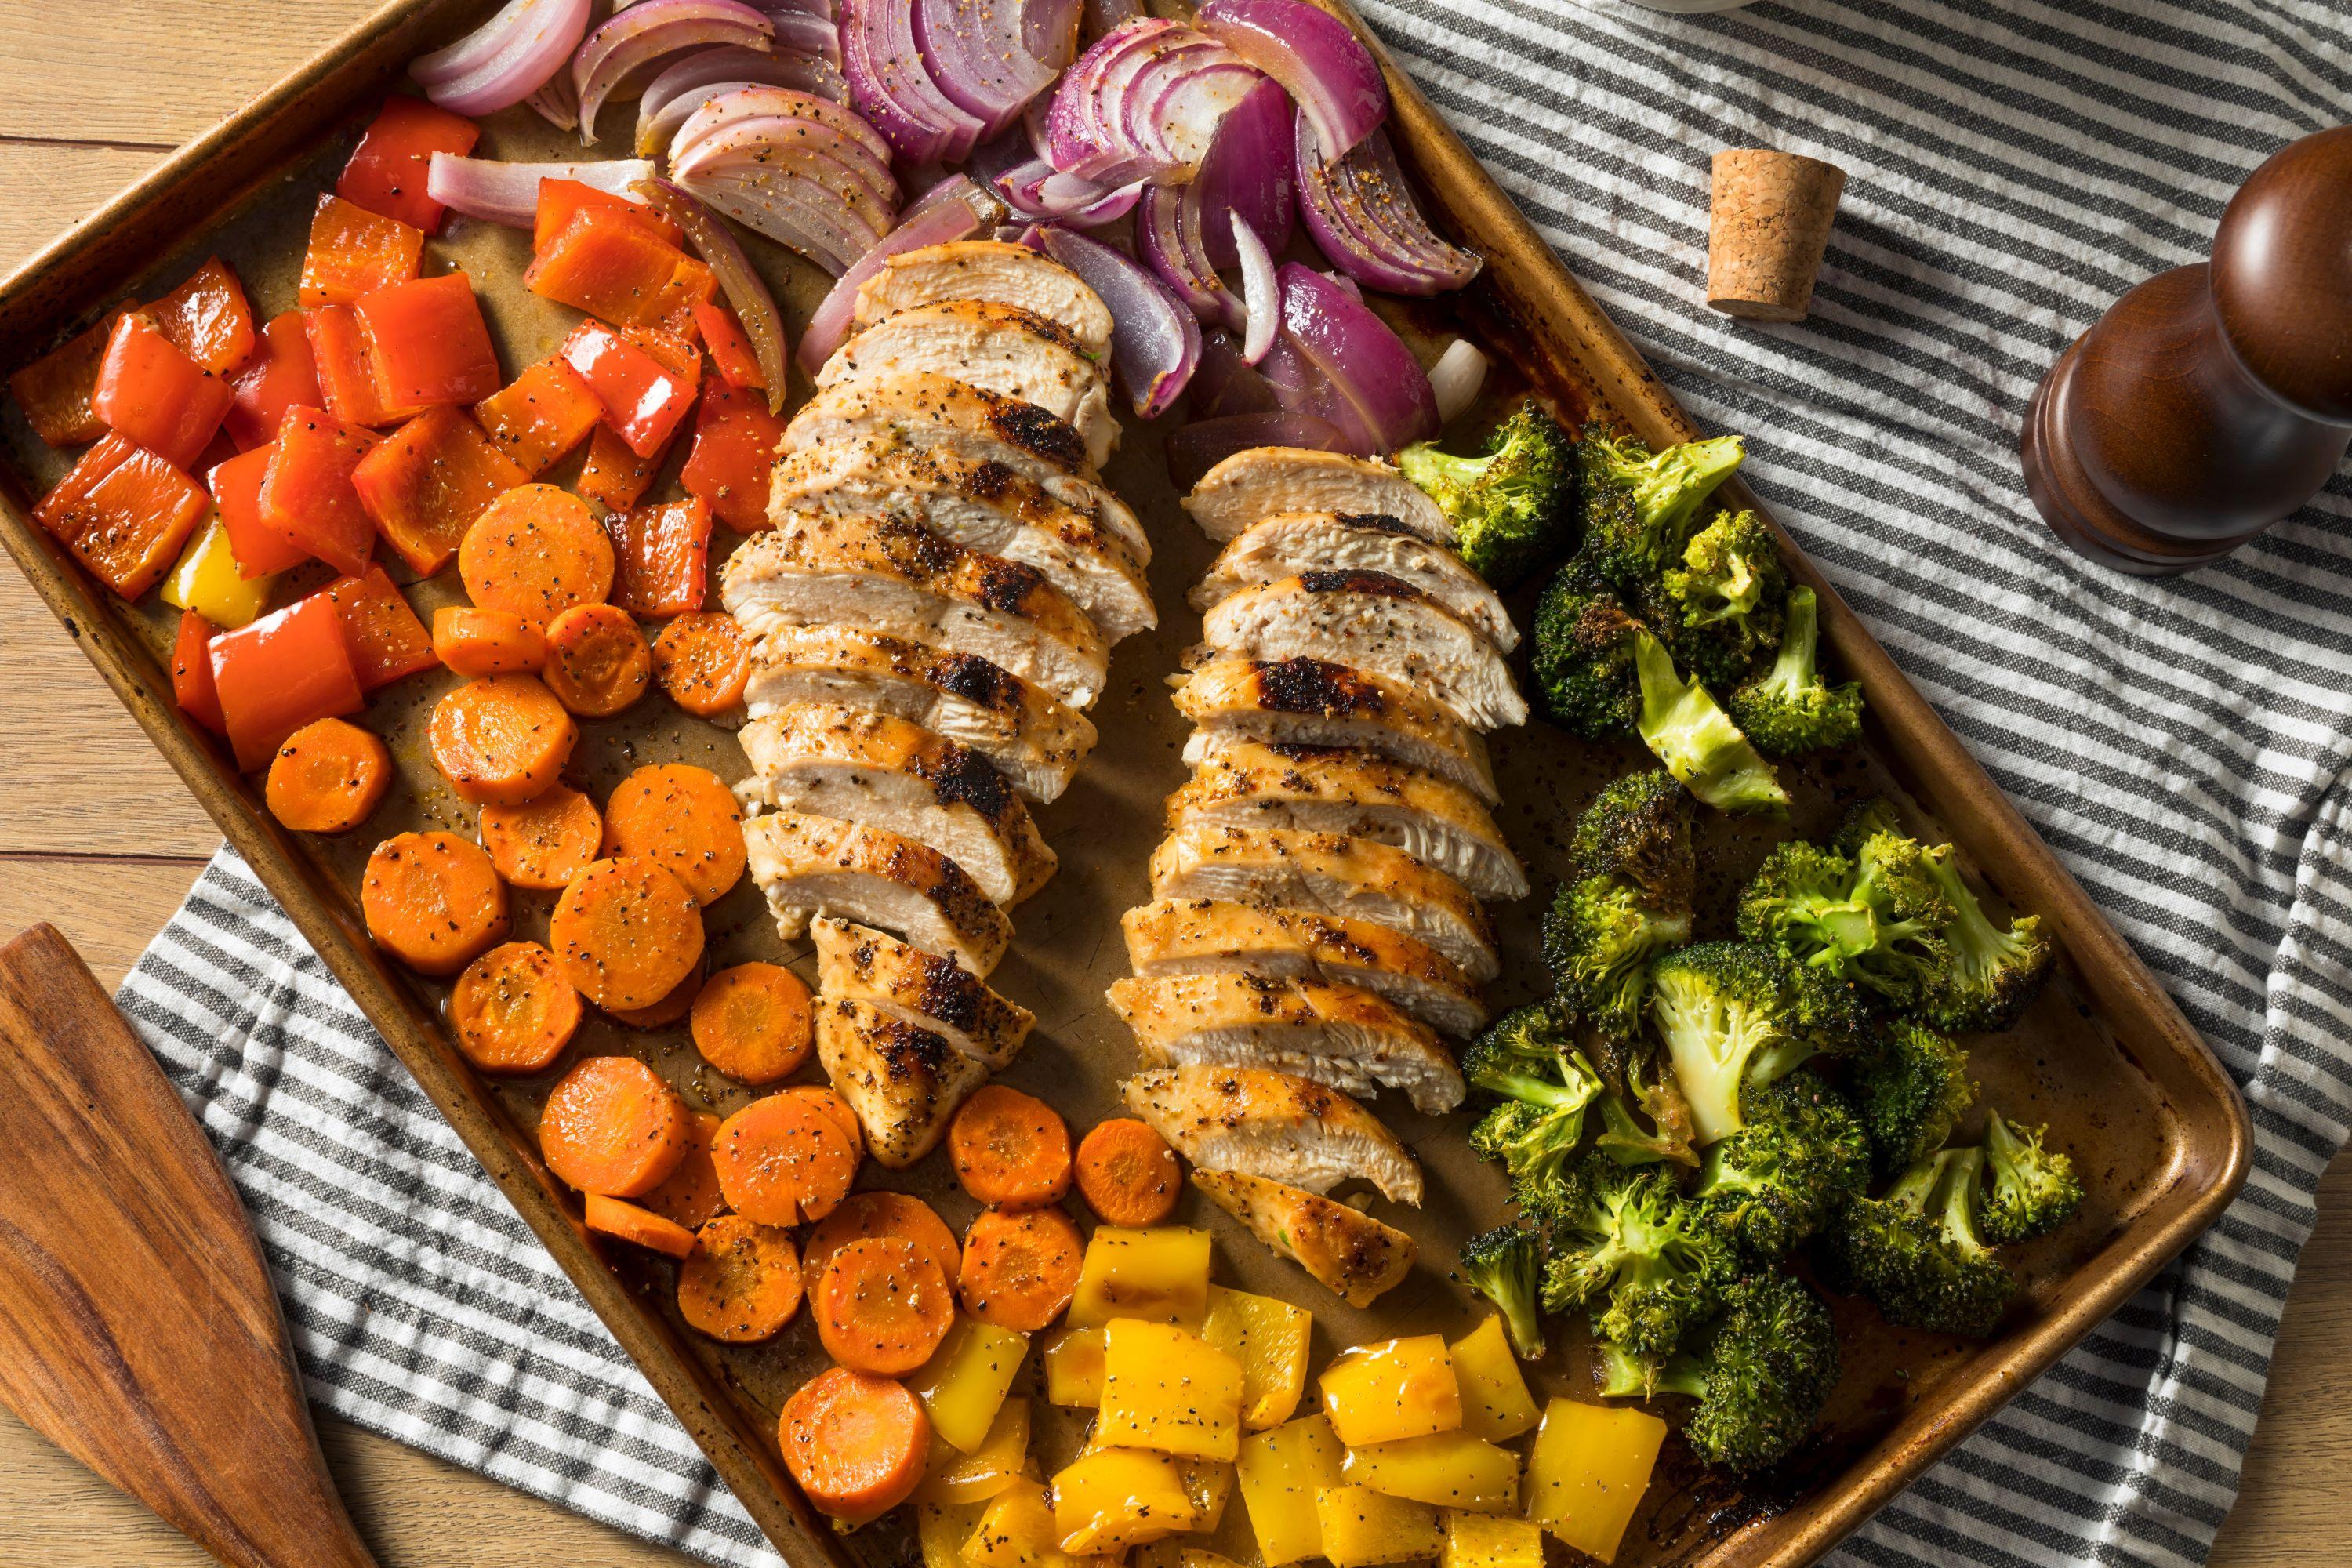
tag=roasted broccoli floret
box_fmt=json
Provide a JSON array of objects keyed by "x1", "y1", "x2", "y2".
[
  {"x1": 1578, "y1": 428, "x2": 1746, "y2": 591},
  {"x1": 1570, "y1": 768, "x2": 1695, "y2": 909},
  {"x1": 1531, "y1": 564, "x2": 1642, "y2": 737},
  {"x1": 1649, "y1": 942, "x2": 1823, "y2": 1146},
  {"x1": 1692, "y1": 1075, "x2": 1871, "y2": 1261},
  {"x1": 1398, "y1": 400, "x2": 1577, "y2": 591},
  {"x1": 1544, "y1": 874, "x2": 1694, "y2": 1041},
  {"x1": 1977, "y1": 1109, "x2": 2084, "y2": 1243},
  {"x1": 1737, "y1": 833, "x2": 1951, "y2": 1008},
  {"x1": 1541, "y1": 1156, "x2": 1734, "y2": 1356},
  {"x1": 1918, "y1": 844, "x2": 2054, "y2": 1033},
  {"x1": 1640, "y1": 1272, "x2": 1842, "y2": 1472},
  {"x1": 1459, "y1": 1225, "x2": 1550, "y2": 1360},
  {"x1": 1729, "y1": 586, "x2": 1863, "y2": 757},
  {"x1": 1817, "y1": 1148, "x2": 2016, "y2": 1338},
  {"x1": 1831, "y1": 797, "x2": 1905, "y2": 856},
  {"x1": 1850, "y1": 1018, "x2": 1976, "y2": 1178},
  {"x1": 1650, "y1": 510, "x2": 1786, "y2": 688},
  {"x1": 1632, "y1": 626, "x2": 1788, "y2": 816},
  {"x1": 1465, "y1": 1004, "x2": 1604, "y2": 1207}
]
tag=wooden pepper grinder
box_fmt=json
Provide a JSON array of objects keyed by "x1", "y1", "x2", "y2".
[{"x1": 2020, "y1": 126, "x2": 2352, "y2": 574}]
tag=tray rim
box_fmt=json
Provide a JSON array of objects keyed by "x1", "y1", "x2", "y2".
[{"x1": 0, "y1": 4, "x2": 2253, "y2": 1566}]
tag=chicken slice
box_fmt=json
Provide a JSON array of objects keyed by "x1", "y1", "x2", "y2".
[
  {"x1": 1122, "y1": 898, "x2": 1486, "y2": 1037},
  {"x1": 722, "y1": 514, "x2": 1109, "y2": 707},
  {"x1": 742, "y1": 808, "x2": 1013, "y2": 977},
  {"x1": 813, "y1": 917, "x2": 1033, "y2": 1070},
  {"x1": 1191, "y1": 1169, "x2": 1416, "y2": 1308},
  {"x1": 1184, "y1": 448, "x2": 1451, "y2": 544},
  {"x1": 1148, "y1": 823, "x2": 1498, "y2": 982},
  {"x1": 818, "y1": 994, "x2": 990, "y2": 1168},
  {"x1": 738, "y1": 704, "x2": 1056, "y2": 907},
  {"x1": 852, "y1": 241, "x2": 1115, "y2": 358},
  {"x1": 771, "y1": 436, "x2": 1154, "y2": 641},
  {"x1": 744, "y1": 626, "x2": 1095, "y2": 804},
  {"x1": 1107, "y1": 971, "x2": 1464, "y2": 1113},
  {"x1": 1171, "y1": 736, "x2": 1527, "y2": 902},
  {"x1": 816, "y1": 300, "x2": 1118, "y2": 468},
  {"x1": 1198, "y1": 572, "x2": 1527, "y2": 731},
  {"x1": 1173, "y1": 658, "x2": 1497, "y2": 804},
  {"x1": 782, "y1": 373, "x2": 1145, "y2": 560},
  {"x1": 1191, "y1": 512, "x2": 1515, "y2": 651},
  {"x1": 1123, "y1": 1065, "x2": 1422, "y2": 1205}
]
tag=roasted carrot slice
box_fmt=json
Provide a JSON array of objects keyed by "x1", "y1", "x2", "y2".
[
  {"x1": 299, "y1": 193, "x2": 425, "y2": 308},
  {"x1": 538, "y1": 1054, "x2": 688, "y2": 1198},
  {"x1": 601, "y1": 762, "x2": 746, "y2": 906},
  {"x1": 434, "y1": 605, "x2": 547, "y2": 677},
  {"x1": 713, "y1": 1091, "x2": 858, "y2": 1226},
  {"x1": 478, "y1": 783, "x2": 602, "y2": 891},
  {"x1": 815, "y1": 1236, "x2": 956, "y2": 1376},
  {"x1": 10, "y1": 303, "x2": 132, "y2": 447},
  {"x1": 337, "y1": 95, "x2": 480, "y2": 234},
  {"x1": 779, "y1": 1367, "x2": 931, "y2": 1524},
  {"x1": 574, "y1": 423, "x2": 666, "y2": 512},
  {"x1": 350, "y1": 405, "x2": 529, "y2": 576},
  {"x1": 781, "y1": 1084, "x2": 864, "y2": 1159},
  {"x1": 641, "y1": 1111, "x2": 728, "y2": 1231},
  {"x1": 608, "y1": 495, "x2": 712, "y2": 616},
  {"x1": 324, "y1": 565, "x2": 440, "y2": 692},
  {"x1": 678, "y1": 1214, "x2": 802, "y2": 1343},
  {"x1": 542, "y1": 602, "x2": 652, "y2": 718},
  {"x1": 264, "y1": 716, "x2": 391, "y2": 833},
  {"x1": 428, "y1": 673, "x2": 576, "y2": 806},
  {"x1": 449, "y1": 939, "x2": 582, "y2": 1075},
  {"x1": 473, "y1": 356, "x2": 602, "y2": 477},
  {"x1": 34, "y1": 432, "x2": 209, "y2": 600},
  {"x1": 361, "y1": 830, "x2": 509, "y2": 976},
  {"x1": 459, "y1": 482, "x2": 615, "y2": 628},
  {"x1": 605, "y1": 965, "x2": 703, "y2": 1029},
  {"x1": 802, "y1": 1192, "x2": 960, "y2": 1301},
  {"x1": 357, "y1": 272, "x2": 502, "y2": 409},
  {"x1": 548, "y1": 855, "x2": 706, "y2": 1011},
  {"x1": 147, "y1": 258, "x2": 258, "y2": 377},
  {"x1": 949, "y1": 1086, "x2": 1073, "y2": 1211},
  {"x1": 650, "y1": 612, "x2": 752, "y2": 717},
  {"x1": 584, "y1": 1193, "x2": 698, "y2": 1259},
  {"x1": 1074, "y1": 1118, "x2": 1182, "y2": 1227},
  {"x1": 958, "y1": 1207, "x2": 1083, "y2": 1332},
  {"x1": 688, "y1": 961, "x2": 811, "y2": 1084},
  {"x1": 91, "y1": 311, "x2": 235, "y2": 468}
]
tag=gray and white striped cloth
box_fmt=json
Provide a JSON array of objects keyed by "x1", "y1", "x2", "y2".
[{"x1": 115, "y1": 3, "x2": 2351, "y2": 1566}]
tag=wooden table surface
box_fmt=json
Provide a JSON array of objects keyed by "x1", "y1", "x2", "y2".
[{"x1": 0, "y1": 4, "x2": 2340, "y2": 1564}]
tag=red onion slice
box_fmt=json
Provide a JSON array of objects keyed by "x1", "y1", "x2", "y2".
[
  {"x1": 1295, "y1": 118, "x2": 1481, "y2": 295},
  {"x1": 913, "y1": 0, "x2": 1079, "y2": 137},
  {"x1": 762, "y1": 8, "x2": 844, "y2": 64},
  {"x1": 640, "y1": 177, "x2": 793, "y2": 412},
  {"x1": 1275, "y1": 262, "x2": 1437, "y2": 453},
  {"x1": 1195, "y1": 0, "x2": 1385, "y2": 162},
  {"x1": 668, "y1": 82, "x2": 892, "y2": 167},
  {"x1": 426, "y1": 154, "x2": 656, "y2": 228},
  {"x1": 572, "y1": 0, "x2": 776, "y2": 145},
  {"x1": 411, "y1": 0, "x2": 592, "y2": 115},
  {"x1": 1190, "y1": 330, "x2": 1279, "y2": 419},
  {"x1": 797, "y1": 175, "x2": 997, "y2": 373},
  {"x1": 1138, "y1": 186, "x2": 1241, "y2": 331},
  {"x1": 975, "y1": 131, "x2": 1143, "y2": 227},
  {"x1": 1044, "y1": 19, "x2": 1258, "y2": 186},
  {"x1": 1040, "y1": 225, "x2": 1200, "y2": 418},
  {"x1": 1230, "y1": 212, "x2": 1278, "y2": 362},
  {"x1": 1167, "y1": 410, "x2": 1345, "y2": 488},
  {"x1": 762, "y1": 0, "x2": 835, "y2": 16},
  {"x1": 527, "y1": 71, "x2": 582, "y2": 129},
  {"x1": 675, "y1": 169, "x2": 873, "y2": 274},
  {"x1": 636, "y1": 46, "x2": 849, "y2": 152},
  {"x1": 1190, "y1": 75, "x2": 1294, "y2": 267},
  {"x1": 840, "y1": 0, "x2": 987, "y2": 162},
  {"x1": 672, "y1": 116, "x2": 898, "y2": 232}
]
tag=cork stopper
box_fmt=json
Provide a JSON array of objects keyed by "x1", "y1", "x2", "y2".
[{"x1": 1707, "y1": 149, "x2": 1846, "y2": 323}]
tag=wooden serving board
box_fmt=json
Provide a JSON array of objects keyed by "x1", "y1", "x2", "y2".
[{"x1": 0, "y1": 4, "x2": 2251, "y2": 1566}]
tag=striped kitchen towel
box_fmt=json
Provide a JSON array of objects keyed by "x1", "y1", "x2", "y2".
[{"x1": 114, "y1": 2, "x2": 2352, "y2": 1566}]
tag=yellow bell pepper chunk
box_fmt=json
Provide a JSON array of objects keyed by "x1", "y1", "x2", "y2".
[
  {"x1": 1069, "y1": 1226, "x2": 1213, "y2": 1330},
  {"x1": 1236, "y1": 1414, "x2": 1344, "y2": 1566},
  {"x1": 1044, "y1": 1326, "x2": 1106, "y2": 1408},
  {"x1": 160, "y1": 517, "x2": 272, "y2": 629},
  {"x1": 1522, "y1": 1398, "x2": 1665, "y2": 1564},
  {"x1": 920, "y1": 1501, "x2": 989, "y2": 1568},
  {"x1": 1314, "y1": 1485, "x2": 1446, "y2": 1567},
  {"x1": 1447, "y1": 1317, "x2": 1541, "y2": 1443},
  {"x1": 1098, "y1": 1319, "x2": 1243, "y2": 1461},
  {"x1": 1318, "y1": 1335, "x2": 1461, "y2": 1447},
  {"x1": 1341, "y1": 1431, "x2": 1519, "y2": 1515},
  {"x1": 916, "y1": 1396, "x2": 1033, "y2": 1506},
  {"x1": 967, "y1": 1479, "x2": 1111, "y2": 1568},
  {"x1": 909, "y1": 1316, "x2": 1032, "y2": 1454},
  {"x1": 1203, "y1": 1283, "x2": 1311, "y2": 1430},
  {"x1": 1440, "y1": 1511, "x2": 1544, "y2": 1568},
  {"x1": 1051, "y1": 1448, "x2": 1196, "y2": 1554}
]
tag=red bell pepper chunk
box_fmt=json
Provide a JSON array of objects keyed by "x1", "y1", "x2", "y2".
[
  {"x1": 299, "y1": 194, "x2": 425, "y2": 309},
  {"x1": 608, "y1": 495, "x2": 712, "y2": 616},
  {"x1": 356, "y1": 272, "x2": 501, "y2": 409},
  {"x1": 532, "y1": 179, "x2": 683, "y2": 255},
  {"x1": 33, "y1": 432, "x2": 209, "y2": 600},
  {"x1": 691, "y1": 296, "x2": 768, "y2": 392},
  {"x1": 653, "y1": 258, "x2": 719, "y2": 340},
  {"x1": 575, "y1": 424, "x2": 665, "y2": 513},
  {"x1": 473, "y1": 356, "x2": 604, "y2": 477},
  {"x1": 525, "y1": 205, "x2": 692, "y2": 328},
  {"x1": 560, "y1": 320, "x2": 699, "y2": 458},
  {"x1": 351, "y1": 406, "x2": 529, "y2": 576},
  {"x1": 171, "y1": 608, "x2": 227, "y2": 735},
  {"x1": 260, "y1": 406, "x2": 380, "y2": 577},
  {"x1": 9, "y1": 303, "x2": 134, "y2": 448},
  {"x1": 323, "y1": 564, "x2": 440, "y2": 692},
  {"x1": 681, "y1": 379, "x2": 786, "y2": 533},
  {"x1": 336, "y1": 95, "x2": 481, "y2": 234},
  {"x1": 206, "y1": 444, "x2": 310, "y2": 578},
  {"x1": 90, "y1": 312, "x2": 236, "y2": 469},
  {"x1": 209, "y1": 591, "x2": 365, "y2": 771},
  {"x1": 147, "y1": 259, "x2": 258, "y2": 378},
  {"x1": 305, "y1": 304, "x2": 423, "y2": 429},
  {"x1": 225, "y1": 310, "x2": 325, "y2": 449}
]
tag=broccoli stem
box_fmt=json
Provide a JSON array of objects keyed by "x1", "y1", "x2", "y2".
[{"x1": 1632, "y1": 630, "x2": 1789, "y2": 816}]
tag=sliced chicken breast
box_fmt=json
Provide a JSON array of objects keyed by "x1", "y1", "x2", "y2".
[
  {"x1": 1171, "y1": 736, "x2": 1526, "y2": 902},
  {"x1": 852, "y1": 241, "x2": 1115, "y2": 357},
  {"x1": 1149, "y1": 823, "x2": 1498, "y2": 982},
  {"x1": 1173, "y1": 657, "x2": 1497, "y2": 804},
  {"x1": 1123, "y1": 1065, "x2": 1422, "y2": 1205},
  {"x1": 722, "y1": 514, "x2": 1109, "y2": 707},
  {"x1": 744, "y1": 626, "x2": 1095, "y2": 804},
  {"x1": 1191, "y1": 512, "x2": 1515, "y2": 651},
  {"x1": 1191, "y1": 1169, "x2": 1416, "y2": 1308},
  {"x1": 1123, "y1": 898, "x2": 1486, "y2": 1037},
  {"x1": 742, "y1": 808, "x2": 1013, "y2": 977},
  {"x1": 1198, "y1": 572, "x2": 1527, "y2": 731},
  {"x1": 816, "y1": 300, "x2": 1118, "y2": 468},
  {"x1": 738, "y1": 704, "x2": 1056, "y2": 907},
  {"x1": 771, "y1": 437, "x2": 1154, "y2": 641},
  {"x1": 818, "y1": 994, "x2": 990, "y2": 1168},
  {"x1": 1184, "y1": 448, "x2": 1451, "y2": 545},
  {"x1": 782, "y1": 373, "x2": 1145, "y2": 559},
  {"x1": 813, "y1": 917, "x2": 1033, "y2": 1070},
  {"x1": 1107, "y1": 971, "x2": 1465, "y2": 1113}
]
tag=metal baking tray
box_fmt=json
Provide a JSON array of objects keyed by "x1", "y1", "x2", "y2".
[{"x1": 0, "y1": 3, "x2": 2250, "y2": 1564}]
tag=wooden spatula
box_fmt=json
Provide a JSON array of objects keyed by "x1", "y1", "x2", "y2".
[{"x1": 0, "y1": 922, "x2": 379, "y2": 1568}]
